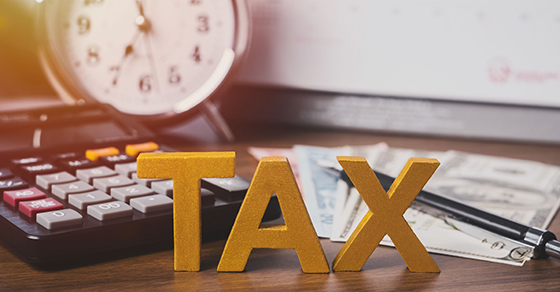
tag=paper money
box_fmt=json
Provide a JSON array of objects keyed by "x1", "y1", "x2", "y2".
[
  {"x1": 248, "y1": 146, "x2": 305, "y2": 198},
  {"x1": 293, "y1": 145, "x2": 352, "y2": 237},
  {"x1": 248, "y1": 145, "x2": 351, "y2": 237},
  {"x1": 247, "y1": 144, "x2": 557, "y2": 265},
  {"x1": 330, "y1": 143, "x2": 388, "y2": 240},
  {"x1": 381, "y1": 203, "x2": 534, "y2": 266},
  {"x1": 330, "y1": 146, "x2": 445, "y2": 242},
  {"x1": 315, "y1": 146, "x2": 549, "y2": 265},
  {"x1": 427, "y1": 151, "x2": 560, "y2": 228}
]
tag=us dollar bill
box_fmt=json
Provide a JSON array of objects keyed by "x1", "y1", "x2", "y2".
[
  {"x1": 293, "y1": 145, "x2": 352, "y2": 238},
  {"x1": 330, "y1": 146, "x2": 445, "y2": 241},
  {"x1": 328, "y1": 147, "x2": 559, "y2": 265},
  {"x1": 248, "y1": 145, "x2": 555, "y2": 265},
  {"x1": 427, "y1": 151, "x2": 560, "y2": 228}
]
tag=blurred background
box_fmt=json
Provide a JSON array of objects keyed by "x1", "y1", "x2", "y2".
[
  {"x1": 0, "y1": 0, "x2": 60, "y2": 110},
  {"x1": 1, "y1": 0, "x2": 560, "y2": 143}
]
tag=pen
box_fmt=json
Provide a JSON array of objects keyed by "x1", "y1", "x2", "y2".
[{"x1": 336, "y1": 169, "x2": 560, "y2": 260}]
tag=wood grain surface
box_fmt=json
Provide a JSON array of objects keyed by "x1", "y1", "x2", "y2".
[{"x1": 1, "y1": 125, "x2": 560, "y2": 291}]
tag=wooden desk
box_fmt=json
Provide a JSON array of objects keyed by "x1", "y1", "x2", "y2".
[{"x1": 1, "y1": 127, "x2": 560, "y2": 291}]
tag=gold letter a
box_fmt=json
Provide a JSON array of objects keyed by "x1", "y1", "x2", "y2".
[{"x1": 217, "y1": 157, "x2": 329, "y2": 273}]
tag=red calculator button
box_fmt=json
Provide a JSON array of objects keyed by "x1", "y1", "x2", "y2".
[
  {"x1": 19, "y1": 198, "x2": 63, "y2": 217},
  {"x1": 3, "y1": 187, "x2": 46, "y2": 207},
  {"x1": 85, "y1": 147, "x2": 120, "y2": 162}
]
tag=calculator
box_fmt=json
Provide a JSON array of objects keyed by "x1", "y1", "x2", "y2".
[{"x1": 0, "y1": 104, "x2": 281, "y2": 264}]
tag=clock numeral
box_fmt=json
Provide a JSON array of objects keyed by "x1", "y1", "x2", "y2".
[
  {"x1": 139, "y1": 75, "x2": 152, "y2": 93},
  {"x1": 110, "y1": 66, "x2": 120, "y2": 85},
  {"x1": 86, "y1": 45, "x2": 100, "y2": 65},
  {"x1": 197, "y1": 15, "x2": 209, "y2": 33},
  {"x1": 168, "y1": 66, "x2": 181, "y2": 85},
  {"x1": 77, "y1": 16, "x2": 90, "y2": 34},
  {"x1": 84, "y1": 0, "x2": 104, "y2": 6},
  {"x1": 192, "y1": 45, "x2": 201, "y2": 63}
]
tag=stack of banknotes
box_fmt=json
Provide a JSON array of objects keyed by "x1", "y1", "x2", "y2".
[{"x1": 249, "y1": 143, "x2": 560, "y2": 266}]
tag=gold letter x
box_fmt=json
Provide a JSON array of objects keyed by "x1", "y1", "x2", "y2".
[{"x1": 332, "y1": 157, "x2": 440, "y2": 273}]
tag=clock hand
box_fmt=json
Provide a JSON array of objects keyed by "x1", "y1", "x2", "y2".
[
  {"x1": 135, "y1": 0, "x2": 145, "y2": 17},
  {"x1": 132, "y1": 0, "x2": 160, "y2": 92},
  {"x1": 134, "y1": 0, "x2": 151, "y2": 32},
  {"x1": 143, "y1": 32, "x2": 161, "y2": 92},
  {"x1": 111, "y1": 29, "x2": 141, "y2": 86},
  {"x1": 112, "y1": 0, "x2": 152, "y2": 86}
]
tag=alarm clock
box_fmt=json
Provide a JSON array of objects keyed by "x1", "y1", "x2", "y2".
[{"x1": 35, "y1": 0, "x2": 249, "y2": 127}]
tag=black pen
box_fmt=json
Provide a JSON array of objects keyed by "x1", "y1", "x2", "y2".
[{"x1": 333, "y1": 169, "x2": 560, "y2": 260}]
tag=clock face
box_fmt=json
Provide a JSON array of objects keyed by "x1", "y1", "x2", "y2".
[{"x1": 41, "y1": 0, "x2": 238, "y2": 116}]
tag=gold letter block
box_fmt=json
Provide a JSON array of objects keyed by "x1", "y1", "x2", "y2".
[
  {"x1": 137, "y1": 152, "x2": 235, "y2": 271},
  {"x1": 217, "y1": 157, "x2": 329, "y2": 273},
  {"x1": 333, "y1": 157, "x2": 440, "y2": 273}
]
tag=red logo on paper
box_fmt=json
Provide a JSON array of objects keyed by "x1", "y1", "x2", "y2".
[
  {"x1": 487, "y1": 57, "x2": 512, "y2": 83},
  {"x1": 487, "y1": 57, "x2": 558, "y2": 84}
]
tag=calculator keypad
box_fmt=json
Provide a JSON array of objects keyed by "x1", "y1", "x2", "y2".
[
  {"x1": 68, "y1": 191, "x2": 112, "y2": 210},
  {"x1": 36, "y1": 209, "x2": 83, "y2": 229},
  {"x1": 0, "y1": 141, "x2": 281, "y2": 264},
  {"x1": 2, "y1": 143, "x2": 168, "y2": 228},
  {"x1": 87, "y1": 201, "x2": 133, "y2": 221},
  {"x1": 3, "y1": 187, "x2": 46, "y2": 207},
  {"x1": 151, "y1": 180, "x2": 173, "y2": 197},
  {"x1": 114, "y1": 162, "x2": 137, "y2": 178},
  {"x1": 36, "y1": 171, "x2": 77, "y2": 190},
  {"x1": 111, "y1": 184, "x2": 154, "y2": 203},
  {"x1": 51, "y1": 181, "x2": 94, "y2": 201},
  {"x1": 0, "y1": 177, "x2": 29, "y2": 192},
  {"x1": 76, "y1": 166, "x2": 117, "y2": 183},
  {"x1": 19, "y1": 198, "x2": 63, "y2": 217},
  {"x1": 0, "y1": 167, "x2": 14, "y2": 180},
  {"x1": 92, "y1": 175, "x2": 135, "y2": 193},
  {"x1": 129, "y1": 194, "x2": 173, "y2": 213}
]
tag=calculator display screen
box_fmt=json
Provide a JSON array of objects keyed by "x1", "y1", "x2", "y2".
[
  {"x1": 42, "y1": 121, "x2": 130, "y2": 146},
  {"x1": 0, "y1": 120, "x2": 130, "y2": 154}
]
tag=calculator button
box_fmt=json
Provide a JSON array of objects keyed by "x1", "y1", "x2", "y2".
[
  {"x1": 85, "y1": 147, "x2": 120, "y2": 162},
  {"x1": 36, "y1": 171, "x2": 77, "y2": 191},
  {"x1": 201, "y1": 175, "x2": 250, "y2": 202},
  {"x1": 87, "y1": 201, "x2": 132, "y2": 221},
  {"x1": 76, "y1": 166, "x2": 117, "y2": 184},
  {"x1": 99, "y1": 154, "x2": 136, "y2": 168},
  {"x1": 151, "y1": 180, "x2": 173, "y2": 197},
  {"x1": 131, "y1": 173, "x2": 163, "y2": 187},
  {"x1": 37, "y1": 209, "x2": 83, "y2": 230},
  {"x1": 0, "y1": 167, "x2": 14, "y2": 180},
  {"x1": 68, "y1": 191, "x2": 112, "y2": 210},
  {"x1": 114, "y1": 162, "x2": 137, "y2": 178},
  {"x1": 201, "y1": 188, "x2": 216, "y2": 207},
  {"x1": 130, "y1": 195, "x2": 172, "y2": 213},
  {"x1": 111, "y1": 184, "x2": 154, "y2": 203},
  {"x1": 52, "y1": 152, "x2": 79, "y2": 161},
  {"x1": 93, "y1": 175, "x2": 134, "y2": 193},
  {"x1": 58, "y1": 157, "x2": 100, "y2": 174},
  {"x1": 19, "y1": 163, "x2": 59, "y2": 179},
  {"x1": 11, "y1": 157, "x2": 43, "y2": 166},
  {"x1": 51, "y1": 181, "x2": 95, "y2": 201},
  {"x1": 0, "y1": 177, "x2": 28, "y2": 192},
  {"x1": 3, "y1": 187, "x2": 46, "y2": 207},
  {"x1": 125, "y1": 141, "x2": 159, "y2": 157},
  {"x1": 19, "y1": 198, "x2": 63, "y2": 217}
]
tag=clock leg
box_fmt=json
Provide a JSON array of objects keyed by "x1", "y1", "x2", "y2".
[{"x1": 200, "y1": 101, "x2": 236, "y2": 143}]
